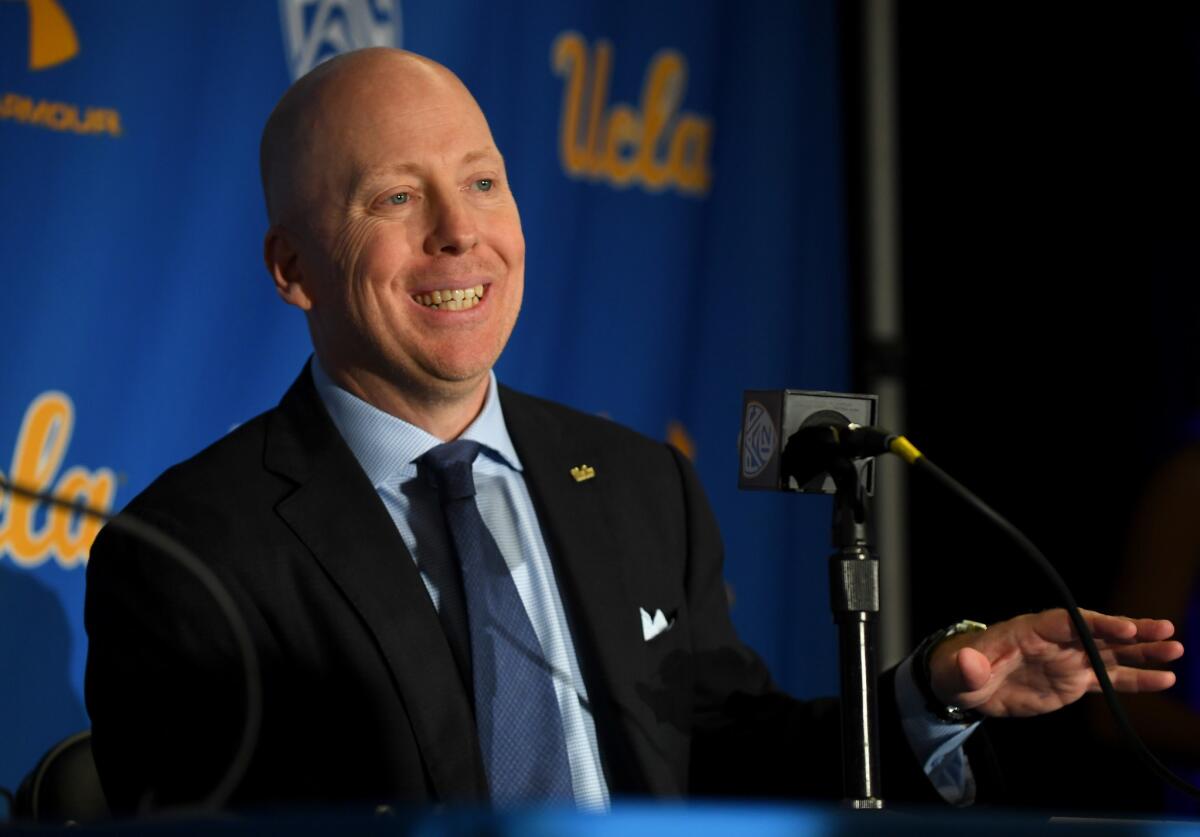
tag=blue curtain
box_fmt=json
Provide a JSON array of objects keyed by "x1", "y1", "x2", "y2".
[{"x1": 0, "y1": 0, "x2": 847, "y2": 789}]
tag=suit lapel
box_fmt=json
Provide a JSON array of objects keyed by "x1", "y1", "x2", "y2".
[
  {"x1": 500, "y1": 388, "x2": 682, "y2": 797},
  {"x1": 264, "y1": 369, "x2": 486, "y2": 800}
]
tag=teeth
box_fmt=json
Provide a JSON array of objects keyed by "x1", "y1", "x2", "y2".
[{"x1": 412, "y1": 286, "x2": 487, "y2": 309}]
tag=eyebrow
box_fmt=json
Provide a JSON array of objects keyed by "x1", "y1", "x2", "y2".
[{"x1": 460, "y1": 147, "x2": 503, "y2": 167}]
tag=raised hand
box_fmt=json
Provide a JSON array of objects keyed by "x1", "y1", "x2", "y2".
[{"x1": 928, "y1": 609, "x2": 1183, "y2": 718}]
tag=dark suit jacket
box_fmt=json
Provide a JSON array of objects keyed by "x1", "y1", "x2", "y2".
[{"x1": 84, "y1": 368, "x2": 974, "y2": 815}]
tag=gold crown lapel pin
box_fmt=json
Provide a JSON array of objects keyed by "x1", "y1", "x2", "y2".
[{"x1": 570, "y1": 464, "x2": 596, "y2": 483}]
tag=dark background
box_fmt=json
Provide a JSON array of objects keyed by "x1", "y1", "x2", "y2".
[{"x1": 844, "y1": 3, "x2": 1200, "y2": 814}]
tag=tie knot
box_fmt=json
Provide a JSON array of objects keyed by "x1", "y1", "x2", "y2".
[{"x1": 421, "y1": 439, "x2": 482, "y2": 501}]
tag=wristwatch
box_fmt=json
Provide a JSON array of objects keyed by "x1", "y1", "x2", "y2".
[{"x1": 913, "y1": 619, "x2": 988, "y2": 724}]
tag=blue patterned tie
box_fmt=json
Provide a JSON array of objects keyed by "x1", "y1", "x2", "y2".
[{"x1": 421, "y1": 440, "x2": 574, "y2": 805}]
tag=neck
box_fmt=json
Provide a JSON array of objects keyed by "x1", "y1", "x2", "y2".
[{"x1": 320, "y1": 360, "x2": 490, "y2": 441}]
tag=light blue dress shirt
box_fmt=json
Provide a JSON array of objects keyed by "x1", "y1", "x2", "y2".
[
  {"x1": 310, "y1": 359, "x2": 977, "y2": 807},
  {"x1": 896, "y1": 655, "x2": 978, "y2": 805},
  {"x1": 311, "y1": 360, "x2": 609, "y2": 811}
]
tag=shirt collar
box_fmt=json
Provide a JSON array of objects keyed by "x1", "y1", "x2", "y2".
[{"x1": 309, "y1": 357, "x2": 523, "y2": 488}]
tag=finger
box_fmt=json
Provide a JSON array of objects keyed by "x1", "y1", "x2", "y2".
[
  {"x1": 1079, "y1": 611, "x2": 1135, "y2": 639},
  {"x1": 1029, "y1": 609, "x2": 1122, "y2": 644},
  {"x1": 1094, "y1": 667, "x2": 1177, "y2": 694},
  {"x1": 930, "y1": 642, "x2": 992, "y2": 703},
  {"x1": 1107, "y1": 640, "x2": 1185, "y2": 666},
  {"x1": 1130, "y1": 618, "x2": 1176, "y2": 641},
  {"x1": 1042, "y1": 610, "x2": 1175, "y2": 644},
  {"x1": 955, "y1": 646, "x2": 992, "y2": 693},
  {"x1": 1089, "y1": 615, "x2": 1175, "y2": 642}
]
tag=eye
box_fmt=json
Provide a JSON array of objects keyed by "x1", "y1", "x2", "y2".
[
  {"x1": 387, "y1": 192, "x2": 410, "y2": 205},
  {"x1": 473, "y1": 179, "x2": 493, "y2": 192}
]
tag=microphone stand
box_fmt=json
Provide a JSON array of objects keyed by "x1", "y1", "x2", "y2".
[{"x1": 826, "y1": 456, "x2": 883, "y2": 809}]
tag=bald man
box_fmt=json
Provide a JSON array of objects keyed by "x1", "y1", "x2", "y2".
[
  {"x1": 259, "y1": 50, "x2": 522, "y2": 438},
  {"x1": 84, "y1": 48, "x2": 1182, "y2": 816}
]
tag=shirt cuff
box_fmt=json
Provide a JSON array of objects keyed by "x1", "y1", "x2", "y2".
[{"x1": 895, "y1": 652, "x2": 980, "y2": 806}]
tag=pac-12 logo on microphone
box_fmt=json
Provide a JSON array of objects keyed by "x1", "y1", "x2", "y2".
[{"x1": 741, "y1": 401, "x2": 776, "y2": 479}]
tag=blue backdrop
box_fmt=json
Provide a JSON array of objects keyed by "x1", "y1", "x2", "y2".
[{"x1": 0, "y1": 0, "x2": 848, "y2": 791}]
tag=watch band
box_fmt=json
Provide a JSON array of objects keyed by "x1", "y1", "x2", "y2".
[{"x1": 913, "y1": 619, "x2": 988, "y2": 724}]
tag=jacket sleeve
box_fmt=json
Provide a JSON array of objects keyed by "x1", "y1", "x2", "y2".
[
  {"x1": 84, "y1": 503, "x2": 250, "y2": 816},
  {"x1": 668, "y1": 444, "x2": 1002, "y2": 803}
]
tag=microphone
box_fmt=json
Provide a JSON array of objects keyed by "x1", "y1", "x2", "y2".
[
  {"x1": 782, "y1": 419, "x2": 898, "y2": 488},
  {"x1": 738, "y1": 390, "x2": 881, "y2": 493}
]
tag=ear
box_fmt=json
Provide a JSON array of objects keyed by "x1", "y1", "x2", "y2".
[{"x1": 264, "y1": 225, "x2": 315, "y2": 311}]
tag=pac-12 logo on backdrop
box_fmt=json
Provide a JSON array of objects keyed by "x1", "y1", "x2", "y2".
[{"x1": 280, "y1": 0, "x2": 402, "y2": 81}]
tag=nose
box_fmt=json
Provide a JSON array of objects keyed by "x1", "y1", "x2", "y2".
[{"x1": 424, "y1": 193, "x2": 478, "y2": 256}]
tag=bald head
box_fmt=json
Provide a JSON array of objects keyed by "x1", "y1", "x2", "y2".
[
  {"x1": 259, "y1": 48, "x2": 483, "y2": 227},
  {"x1": 258, "y1": 47, "x2": 524, "y2": 435}
]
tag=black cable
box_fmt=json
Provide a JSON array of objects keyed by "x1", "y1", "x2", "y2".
[
  {"x1": 909, "y1": 454, "x2": 1200, "y2": 800},
  {"x1": 0, "y1": 476, "x2": 262, "y2": 813}
]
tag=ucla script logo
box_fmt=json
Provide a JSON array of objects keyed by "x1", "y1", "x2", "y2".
[
  {"x1": 1, "y1": 0, "x2": 124, "y2": 137},
  {"x1": 552, "y1": 32, "x2": 713, "y2": 197},
  {"x1": 741, "y1": 402, "x2": 776, "y2": 479},
  {"x1": 0, "y1": 393, "x2": 117, "y2": 569},
  {"x1": 280, "y1": 0, "x2": 402, "y2": 81}
]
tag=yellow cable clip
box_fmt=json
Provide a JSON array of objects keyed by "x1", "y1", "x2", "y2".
[{"x1": 890, "y1": 436, "x2": 923, "y2": 465}]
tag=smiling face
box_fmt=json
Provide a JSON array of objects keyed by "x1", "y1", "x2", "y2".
[{"x1": 262, "y1": 50, "x2": 524, "y2": 426}]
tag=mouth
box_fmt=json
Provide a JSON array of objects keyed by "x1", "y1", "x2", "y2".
[{"x1": 411, "y1": 284, "x2": 486, "y2": 311}]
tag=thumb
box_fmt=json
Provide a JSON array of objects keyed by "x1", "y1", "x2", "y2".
[
  {"x1": 955, "y1": 646, "x2": 992, "y2": 693},
  {"x1": 931, "y1": 642, "x2": 992, "y2": 702}
]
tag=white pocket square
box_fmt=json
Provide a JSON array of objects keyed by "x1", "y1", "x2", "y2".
[{"x1": 640, "y1": 607, "x2": 675, "y2": 641}]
